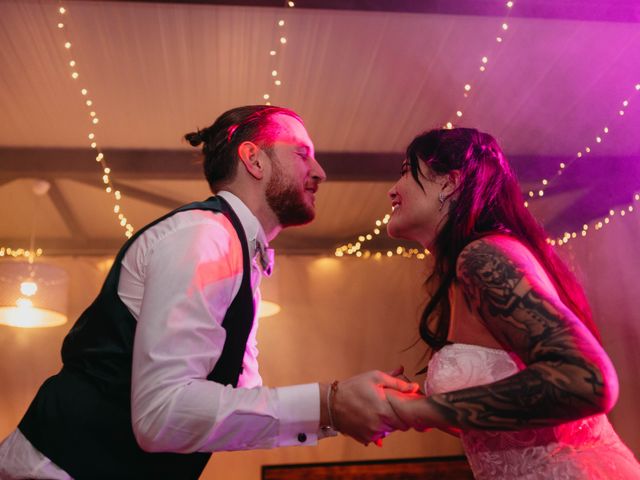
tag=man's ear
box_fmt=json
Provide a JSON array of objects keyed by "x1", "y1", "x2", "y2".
[{"x1": 237, "y1": 141, "x2": 265, "y2": 180}]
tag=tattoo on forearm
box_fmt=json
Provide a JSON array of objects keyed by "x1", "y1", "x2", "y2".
[{"x1": 430, "y1": 240, "x2": 606, "y2": 430}]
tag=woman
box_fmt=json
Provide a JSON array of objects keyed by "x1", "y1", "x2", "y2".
[{"x1": 383, "y1": 128, "x2": 640, "y2": 479}]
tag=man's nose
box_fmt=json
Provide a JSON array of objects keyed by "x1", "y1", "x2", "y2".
[{"x1": 311, "y1": 157, "x2": 327, "y2": 182}]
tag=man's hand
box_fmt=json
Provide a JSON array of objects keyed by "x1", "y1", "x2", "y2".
[{"x1": 330, "y1": 370, "x2": 419, "y2": 445}]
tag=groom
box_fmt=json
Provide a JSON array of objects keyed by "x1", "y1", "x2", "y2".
[{"x1": 0, "y1": 105, "x2": 416, "y2": 480}]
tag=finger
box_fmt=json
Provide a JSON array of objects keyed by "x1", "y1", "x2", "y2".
[
  {"x1": 378, "y1": 373, "x2": 420, "y2": 393},
  {"x1": 387, "y1": 365, "x2": 404, "y2": 377}
]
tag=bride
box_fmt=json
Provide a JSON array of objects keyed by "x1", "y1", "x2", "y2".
[{"x1": 383, "y1": 127, "x2": 640, "y2": 479}]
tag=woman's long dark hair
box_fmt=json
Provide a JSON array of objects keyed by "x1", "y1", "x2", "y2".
[{"x1": 407, "y1": 128, "x2": 598, "y2": 352}]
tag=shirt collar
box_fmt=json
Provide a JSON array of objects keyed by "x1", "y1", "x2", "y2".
[{"x1": 217, "y1": 191, "x2": 274, "y2": 276}]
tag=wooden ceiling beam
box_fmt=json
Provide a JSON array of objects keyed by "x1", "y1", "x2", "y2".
[
  {"x1": 71, "y1": 178, "x2": 183, "y2": 210},
  {"x1": 81, "y1": 0, "x2": 640, "y2": 23},
  {"x1": 46, "y1": 179, "x2": 89, "y2": 241},
  {"x1": 0, "y1": 147, "x2": 402, "y2": 182}
]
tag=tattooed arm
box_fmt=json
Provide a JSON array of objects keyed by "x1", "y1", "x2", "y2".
[{"x1": 387, "y1": 236, "x2": 619, "y2": 431}]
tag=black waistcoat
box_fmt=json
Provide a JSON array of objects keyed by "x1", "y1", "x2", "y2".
[{"x1": 19, "y1": 196, "x2": 255, "y2": 479}]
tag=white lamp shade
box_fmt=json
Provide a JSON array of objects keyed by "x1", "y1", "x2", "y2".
[{"x1": 0, "y1": 261, "x2": 69, "y2": 328}]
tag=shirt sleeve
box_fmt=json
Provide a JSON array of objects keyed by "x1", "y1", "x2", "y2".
[{"x1": 127, "y1": 211, "x2": 321, "y2": 453}]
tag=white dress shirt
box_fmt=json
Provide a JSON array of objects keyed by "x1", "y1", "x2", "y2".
[{"x1": 0, "y1": 192, "x2": 322, "y2": 479}]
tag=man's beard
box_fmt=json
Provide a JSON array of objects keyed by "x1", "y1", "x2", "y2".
[{"x1": 265, "y1": 155, "x2": 315, "y2": 227}]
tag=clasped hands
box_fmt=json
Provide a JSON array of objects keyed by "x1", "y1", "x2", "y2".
[{"x1": 326, "y1": 367, "x2": 426, "y2": 446}]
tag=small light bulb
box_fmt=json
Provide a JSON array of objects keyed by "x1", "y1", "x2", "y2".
[
  {"x1": 20, "y1": 281, "x2": 38, "y2": 296},
  {"x1": 502, "y1": 23, "x2": 508, "y2": 30},
  {"x1": 482, "y1": 56, "x2": 488, "y2": 63},
  {"x1": 496, "y1": 36, "x2": 503, "y2": 42},
  {"x1": 269, "y1": 50, "x2": 276, "y2": 56},
  {"x1": 623, "y1": 100, "x2": 629, "y2": 107},
  {"x1": 69, "y1": 60, "x2": 76, "y2": 67},
  {"x1": 92, "y1": 118, "x2": 99, "y2": 124},
  {"x1": 59, "y1": 6, "x2": 66, "y2": 14},
  {"x1": 271, "y1": 70, "x2": 278, "y2": 76},
  {"x1": 275, "y1": 80, "x2": 281, "y2": 86},
  {"x1": 288, "y1": 1, "x2": 295, "y2": 6},
  {"x1": 280, "y1": 37, "x2": 287, "y2": 44},
  {"x1": 446, "y1": 122, "x2": 453, "y2": 129},
  {"x1": 480, "y1": 66, "x2": 486, "y2": 72},
  {"x1": 71, "y1": 72, "x2": 79, "y2": 79},
  {"x1": 263, "y1": 93, "x2": 270, "y2": 100},
  {"x1": 81, "y1": 88, "x2": 88, "y2": 95},
  {"x1": 88, "y1": 133, "x2": 95, "y2": 139},
  {"x1": 464, "y1": 84, "x2": 471, "y2": 91},
  {"x1": 456, "y1": 111, "x2": 462, "y2": 117},
  {"x1": 90, "y1": 142, "x2": 97, "y2": 148},
  {"x1": 58, "y1": 23, "x2": 64, "y2": 29},
  {"x1": 104, "y1": 167, "x2": 111, "y2": 174},
  {"x1": 64, "y1": 41, "x2": 71, "y2": 49},
  {"x1": 278, "y1": 20, "x2": 285, "y2": 26}
]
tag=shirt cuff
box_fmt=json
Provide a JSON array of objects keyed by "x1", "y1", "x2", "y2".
[{"x1": 275, "y1": 383, "x2": 320, "y2": 447}]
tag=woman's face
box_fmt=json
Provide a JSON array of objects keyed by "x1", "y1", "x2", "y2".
[{"x1": 387, "y1": 159, "x2": 450, "y2": 249}]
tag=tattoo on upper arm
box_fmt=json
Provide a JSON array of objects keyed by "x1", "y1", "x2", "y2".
[{"x1": 427, "y1": 240, "x2": 606, "y2": 430}]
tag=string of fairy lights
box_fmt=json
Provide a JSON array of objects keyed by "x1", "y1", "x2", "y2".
[
  {"x1": 524, "y1": 82, "x2": 640, "y2": 246},
  {"x1": 262, "y1": 1, "x2": 295, "y2": 105},
  {"x1": 0, "y1": 248, "x2": 43, "y2": 260},
  {"x1": 336, "y1": 0, "x2": 516, "y2": 259},
  {"x1": 56, "y1": 4, "x2": 134, "y2": 239},
  {"x1": 441, "y1": 0, "x2": 515, "y2": 130}
]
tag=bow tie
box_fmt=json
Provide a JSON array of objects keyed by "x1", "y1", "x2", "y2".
[{"x1": 255, "y1": 241, "x2": 274, "y2": 277}]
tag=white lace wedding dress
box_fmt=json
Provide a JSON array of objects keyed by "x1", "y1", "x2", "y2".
[{"x1": 425, "y1": 343, "x2": 640, "y2": 479}]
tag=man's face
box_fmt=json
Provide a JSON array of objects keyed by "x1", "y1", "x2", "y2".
[{"x1": 264, "y1": 114, "x2": 326, "y2": 227}]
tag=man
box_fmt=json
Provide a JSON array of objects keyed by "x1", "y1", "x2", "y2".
[{"x1": 0, "y1": 106, "x2": 416, "y2": 479}]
